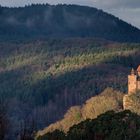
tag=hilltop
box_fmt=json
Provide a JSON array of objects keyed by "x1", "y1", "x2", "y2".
[
  {"x1": 37, "y1": 88, "x2": 124, "y2": 137},
  {"x1": 36, "y1": 90, "x2": 140, "y2": 140},
  {"x1": 37, "y1": 110, "x2": 140, "y2": 140},
  {"x1": 0, "y1": 4, "x2": 140, "y2": 42}
]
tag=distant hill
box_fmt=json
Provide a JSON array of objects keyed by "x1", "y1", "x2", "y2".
[{"x1": 0, "y1": 4, "x2": 140, "y2": 42}]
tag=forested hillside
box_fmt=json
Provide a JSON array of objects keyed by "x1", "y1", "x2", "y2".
[
  {"x1": 0, "y1": 4, "x2": 140, "y2": 42},
  {"x1": 37, "y1": 110, "x2": 140, "y2": 140},
  {"x1": 37, "y1": 90, "x2": 140, "y2": 140},
  {"x1": 0, "y1": 3, "x2": 140, "y2": 140},
  {"x1": 37, "y1": 88, "x2": 124, "y2": 138},
  {"x1": 0, "y1": 38, "x2": 140, "y2": 139}
]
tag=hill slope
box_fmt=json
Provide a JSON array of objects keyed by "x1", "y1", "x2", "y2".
[
  {"x1": 37, "y1": 88, "x2": 124, "y2": 137},
  {"x1": 37, "y1": 91, "x2": 140, "y2": 140},
  {"x1": 0, "y1": 4, "x2": 140, "y2": 42},
  {"x1": 37, "y1": 110, "x2": 140, "y2": 140},
  {"x1": 0, "y1": 38, "x2": 140, "y2": 139}
]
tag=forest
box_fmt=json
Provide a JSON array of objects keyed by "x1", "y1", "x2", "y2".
[
  {"x1": 0, "y1": 3, "x2": 140, "y2": 140},
  {"x1": 0, "y1": 38, "x2": 140, "y2": 139},
  {"x1": 36, "y1": 90, "x2": 140, "y2": 140},
  {"x1": 37, "y1": 110, "x2": 140, "y2": 140}
]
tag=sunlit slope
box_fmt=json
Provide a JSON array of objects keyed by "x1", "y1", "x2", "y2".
[
  {"x1": 0, "y1": 38, "x2": 140, "y2": 106},
  {"x1": 36, "y1": 88, "x2": 124, "y2": 138}
]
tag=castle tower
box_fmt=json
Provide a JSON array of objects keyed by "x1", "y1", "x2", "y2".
[
  {"x1": 128, "y1": 66, "x2": 140, "y2": 94},
  {"x1": 137, "y1": 65, "x2": 140, "y2": 90},
  {"x1": 128, "y1": 68, "x2": 137, "y2": 94},
  {"x1": 124, "y1": 65, "x2": 140, "y2": 110},
  {"x1": 137, "y1": 65, "x2": 140, "y2": 76}
]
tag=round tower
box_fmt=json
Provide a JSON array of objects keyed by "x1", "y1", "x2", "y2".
[
  {"x1": 137, "y1": 65, "x2": 140, "y2": 76},
  {"x1": 137, "y1": 65, "x2": 140, "y2": 91},
  {"x1": 128, "y1": 68, "x2": 137, "y2": 94}
]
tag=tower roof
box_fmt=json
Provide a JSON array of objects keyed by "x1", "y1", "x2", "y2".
[
  {"x1": 131, "y1": 68, "x2": 135, "y2": 75},
  {"x1": 137, "y1": 65, "x2": 140, "y2": 72}
]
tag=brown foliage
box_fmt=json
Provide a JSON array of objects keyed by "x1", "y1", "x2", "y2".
[{"x1": 36, "y1": 88, "x2": 124, "y2": 138}]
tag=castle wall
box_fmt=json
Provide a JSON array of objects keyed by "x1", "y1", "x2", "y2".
[{"x1": 137, "y1": 81, "x2": 140, "y2": 91}]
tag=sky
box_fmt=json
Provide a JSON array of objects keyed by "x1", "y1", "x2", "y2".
[{"x1": 0, "y1": 0, "x2": 140, "y2": 29}]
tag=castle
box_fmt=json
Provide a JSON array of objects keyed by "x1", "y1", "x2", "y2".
[
  {"x1": 128, "y1": 65, "x2": 140, "y2": 94},
  {"x1": 123, "y1": 65, "x2": 140, "y2": 110}
]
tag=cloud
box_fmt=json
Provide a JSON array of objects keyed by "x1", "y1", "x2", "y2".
[
  {"x1": 91, "y1": 0, "x2": 140, "y2": 9},
  {"x1": 0, "y1": 0, "x2": 140, "y2": 28}
]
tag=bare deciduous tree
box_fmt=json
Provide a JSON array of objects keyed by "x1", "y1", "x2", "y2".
[{"x1": 0, "y1": 99, "x2": 8, "y2": 140}]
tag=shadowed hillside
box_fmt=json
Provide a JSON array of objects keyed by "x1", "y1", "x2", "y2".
[{"x1": 0, "y1": 4, "x2": 140, "y2": 42}]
